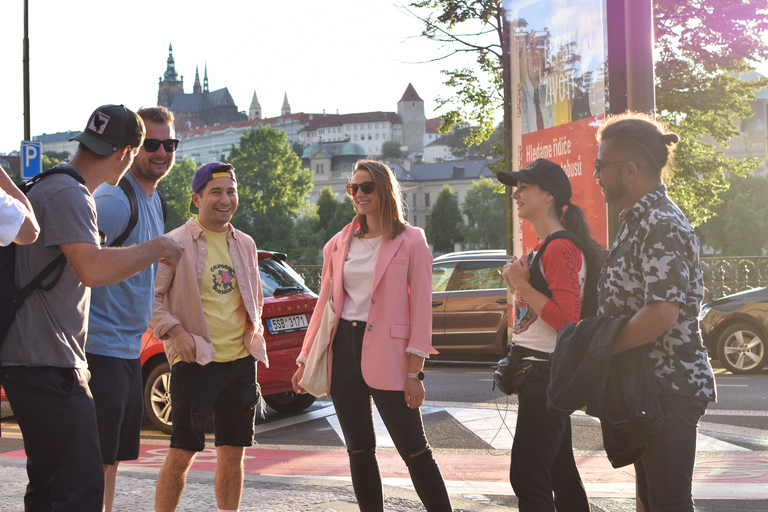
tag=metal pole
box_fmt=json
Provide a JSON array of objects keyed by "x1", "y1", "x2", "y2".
[
  {"x1": 624, "y1": 0, "x2": 656, "y2": 115},
  {"x1": 23, "y1": 0, "x2": 31, "y2": 141}
]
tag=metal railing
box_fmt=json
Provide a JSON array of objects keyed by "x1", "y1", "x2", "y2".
[
  {"x1": 701, "y1": 256, "x2": 768, "y2": 303},
  {"x1": 295, "y1": 258, "x2": 768, "y2": 303}
]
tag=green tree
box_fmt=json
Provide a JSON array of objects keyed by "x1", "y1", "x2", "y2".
[
  {"x1": 42, "y1": 151, "x2": 69, "y2": 171},
  {"x1": 228, "y1": 126, "x2": 313, "y2": 252},
  {"x1": 288, "y1": 206, "x2": 327, "y2": 265},
  {"x1": 329, "y1": 196, "x2": 356, "y2": 235},
  {"x1": 697, "y1": 175, "x2": 768, "y2": 256},
  {"x1": 655, "y1": 0, "x2": 768, "y2": 226},
  {"x1": 156, "y1": 157, "x2": 197, "y2": 232},
  {"x1": 380, "y1": 140, "x2": 403, "y2": 161},
  {"x1": 461, "y1": 178, "x2": 505, "y2": 249},
  {"x1": 426, "y1": 185, "x2": 465, "y2": 252},
  {"x1": 316, "y1": 187, "x2": 339, "y2": 228},
  {"x1": 445, "y1": 123, "x2": 473, "y2": 158},
  {"x1": 291, "y1": 141, "x2": 305, "y2": 156}
]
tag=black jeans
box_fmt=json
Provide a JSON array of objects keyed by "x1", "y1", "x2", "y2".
[
  {"x1": 330, "y1": 319, "x2": 452, "y2": 512},
  {"x1": 635, "y1": 393, "x2": 707, "y2": 512},
  {"x1": 510, "y1": 362, "x2": 589, "y2": 512},
  {"x1": 2, "y1": 365, "x2": 104, "y2": 512}
]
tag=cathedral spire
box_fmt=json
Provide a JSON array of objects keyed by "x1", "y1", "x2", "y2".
[
  {"x1": 281, "y1": 92, "x2": 291, "y2": 116},
  {"x1": 163, "y1": 42, "x2": 179, "y2": 82},
  {"x1": 193, "y1": 65, "x2": 202, "y2": 94},
  {"x1": 249, "y1": 91, "x2": 262, "y2": 120},
  {"x1": 203, "y1": 63, "x2": 209, "y2": 93}
]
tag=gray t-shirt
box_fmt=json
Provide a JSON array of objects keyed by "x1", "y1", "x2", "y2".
[{"x1": 1, "y1": 165, "x2": 99, "y2": 368}]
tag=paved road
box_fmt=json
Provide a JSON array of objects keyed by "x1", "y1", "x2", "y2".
[{"x1": 0, "y1": 364, "x2": 766, "y2": 511}]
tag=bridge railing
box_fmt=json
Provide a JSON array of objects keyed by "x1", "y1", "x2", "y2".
[{"x1": 294, "y1": 257, "x2": 768, "y2": 303}]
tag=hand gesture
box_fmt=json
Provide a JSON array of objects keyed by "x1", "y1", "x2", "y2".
[{"x1": 158, "y1": 235, "x2": 185, "y2": 267}]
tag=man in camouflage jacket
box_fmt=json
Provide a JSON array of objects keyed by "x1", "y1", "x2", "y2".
[{"x1": 593, "y1": 112, "x2": 716, "y2": 512}]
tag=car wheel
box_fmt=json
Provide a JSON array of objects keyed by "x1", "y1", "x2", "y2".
[
  {"x1": 716, "y1": 323, "x2": 767, "y2": 374},
  {"x1": 144, "y1": 361, "x2": 173, "y2": 434},
  {"x1": 264, "y1": 391, "x2": 316, "y2": 413}
]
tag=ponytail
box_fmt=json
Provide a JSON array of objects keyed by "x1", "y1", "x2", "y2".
[{"x1": 560, "y1": 203, "x2": 606, "y2": 270}]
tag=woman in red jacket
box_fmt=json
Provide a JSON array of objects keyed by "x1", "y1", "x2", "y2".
[
  {"x1": 498, "y1": 158, "x2": 605, "y2": 512},
  {"x1": 292, "y1": 160, "x2": 451, "y2": 512}
]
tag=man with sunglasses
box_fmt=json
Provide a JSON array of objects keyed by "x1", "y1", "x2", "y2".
[{"x1": 86, "y1": 106, "x2": 179, "y2": 512}]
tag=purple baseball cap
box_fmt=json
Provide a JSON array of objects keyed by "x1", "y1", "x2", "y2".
[{"x1": 191, "y1": 162, "x2": 237, "y2": 193}]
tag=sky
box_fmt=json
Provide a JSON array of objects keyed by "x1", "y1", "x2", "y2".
[{"x1": 0, "y1": 0, "x2": 496, "y2": 154}]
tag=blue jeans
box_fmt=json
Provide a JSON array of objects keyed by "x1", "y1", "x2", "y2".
[
  {"x1": 635, "y1": 393, "x2": 708, "y2": 512},
  {"x1": 329, "y1": 319, "x2": 452, "y2": 512},
  {"x1": 1, "y1": 365, "x2": 104, "y2": 512},
  {"x1": 510, "y1": 362, "x2": 589, "y2": 512}
]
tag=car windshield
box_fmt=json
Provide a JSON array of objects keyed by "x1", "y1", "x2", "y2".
[{"x1": 259, "y1": 258, "x2": 312, "y2": 298}]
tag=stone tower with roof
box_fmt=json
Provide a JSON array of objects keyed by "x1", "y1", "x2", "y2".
[
  {"x1": 397, "y1": 83, "x2": 426, "y2": 156},
  {"x1": 158, "y1": 43, "x2": 184, "y2": 108},
  {"x1": 281, "y1": 93, "x2": 291, "y2": 116},
  {"x1": 249, "y1": 91, "x2": 262, "y2": 120}
]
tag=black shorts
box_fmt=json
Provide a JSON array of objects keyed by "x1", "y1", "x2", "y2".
[
  {"x1": 87, "y1": 353, "x2": 143, "y2": 465},
  {"x1": 169, "y1": 355, "x2": 258, "y2": 452}
]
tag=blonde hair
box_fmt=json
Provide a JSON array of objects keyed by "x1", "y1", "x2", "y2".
[{"x1": 352, "y1": 159, "x2": 406, "y2": 240}]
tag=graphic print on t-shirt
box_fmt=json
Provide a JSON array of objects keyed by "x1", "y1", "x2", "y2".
[
  {"x1": 210, "y1": 264, "x2": 236, "y2": 294},
  {"x1": 512, "y1": 295, "x2": 538, "y2": 334}
]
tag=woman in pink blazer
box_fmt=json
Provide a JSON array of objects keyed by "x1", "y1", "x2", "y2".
[{"x1": 292, "y1": 160, "x2": 452, "y2": 511}]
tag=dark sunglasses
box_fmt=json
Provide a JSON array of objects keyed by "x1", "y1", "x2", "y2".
[
  {"x1": 346, "y1": 181, "x2": 375, "y2": 195},
  {"x1": 594, "y1": 158, "x2": 631, "y2": 174},
  {"x1": 143, "y1": 138, "x2": 179, "y2": 153}
]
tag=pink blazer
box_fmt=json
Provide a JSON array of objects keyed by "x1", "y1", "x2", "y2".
[{"x1": 299, "y1": 218, "x2": 437, "y2": 391}]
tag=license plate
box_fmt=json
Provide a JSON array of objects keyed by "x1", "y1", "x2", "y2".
[{"x1": 267, "y1": 314, "x2": 308, "y2": 334}]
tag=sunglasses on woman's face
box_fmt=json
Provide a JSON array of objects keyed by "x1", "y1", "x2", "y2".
[
  {"x1": 143, "y1": 138, "x2": 179, "y2": 153},
  {"x1": 346, "y1": 181, "x2": 375, "y2": 195}
]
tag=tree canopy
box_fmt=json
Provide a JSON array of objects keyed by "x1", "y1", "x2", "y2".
[
  {"x1": 380, "y1": 140, "x2": 403, "y2": 161},
  {"x1": 157, "y1": 156, "x2": 197, "y2": 232},
  {"x1": 460, "y1": 178, "x2": 505, "y2": 249},
  {"x1": 697, "y1": 174, "x2": 768, "y2": 256},
  {"x1": 426, "y1": 185, "x2": 465, "y2": 252},
  {"x1": 409, "y1": 0, "x2": 768, "y2": 227},
  {"x1": 228, "y1": 126, "x2": 313, "y2": 253}
]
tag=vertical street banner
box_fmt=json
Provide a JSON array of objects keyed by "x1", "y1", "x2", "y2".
[{"x1": 504, "y1": 0, "x2": 609, "y2": 254}]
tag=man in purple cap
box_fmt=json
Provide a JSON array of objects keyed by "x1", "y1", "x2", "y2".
[
  {"x1": 0, "y1": 104, "x2": 184, "y2": 512},
  {"x1": 150, "y1": 162, "x2": 266, "y2": 512}
]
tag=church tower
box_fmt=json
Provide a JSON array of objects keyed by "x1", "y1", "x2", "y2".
[
  {"x1": 158, "y1": 43, "x2": 184, "y2": 108},
  {"x1": 249, "y1": 91, "x2": 262, "y2": 120},
  {"x1": 281, "y1": 92, "x2": 291, "y2": 116},
  {"x1": 193, "y1": 66, "x2": 202, "y2": 94},
  {"x1": 204, "y1": 64, "x2": 210, "y2": 93},
  {"x1": 397, "y1": 83, "x2": 426, "y2": 156}
]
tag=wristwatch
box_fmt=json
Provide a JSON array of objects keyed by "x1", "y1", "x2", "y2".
[{"x1": 407, "y1": 371, "x2": 425, "y2": 381}]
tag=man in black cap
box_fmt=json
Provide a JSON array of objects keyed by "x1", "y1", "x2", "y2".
[{"x1": 0, "y1": 104, "x2": 184, "y2": 512}]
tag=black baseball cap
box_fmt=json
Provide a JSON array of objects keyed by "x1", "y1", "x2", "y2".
[
  {"x1": 496, "y1": 158, "x2": 572, "y2": 206},
  {"x1": 70, "y1": 104, "x2": 145, "y2": 155}
]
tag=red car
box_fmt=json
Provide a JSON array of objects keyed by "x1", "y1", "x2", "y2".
[{"x1": 2, "y1": 251, "x2": 318, "y2": 435}]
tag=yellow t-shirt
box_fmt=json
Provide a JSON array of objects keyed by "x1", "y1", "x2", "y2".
[{"x1": 197, "y1": 220, "x2": 250, "y2": 362}]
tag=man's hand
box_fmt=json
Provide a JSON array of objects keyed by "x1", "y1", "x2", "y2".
[
  {"x1": 165, "y1": 325, "x2": 196, "y2": 363},
  {"x1": 156, "y1": 235, "x2": 184, "y2": 267}
]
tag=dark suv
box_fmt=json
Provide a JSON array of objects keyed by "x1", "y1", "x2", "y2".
[{"x1": 431, "y1": 250, "x2": 509, "y2": 359}]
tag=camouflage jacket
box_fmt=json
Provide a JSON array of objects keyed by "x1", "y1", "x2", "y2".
[{"x1": 597, "y1": 185, "x2": 716, "y2": 401}]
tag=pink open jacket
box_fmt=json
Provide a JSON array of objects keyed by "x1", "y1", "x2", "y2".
[{"x1": 299, "y1": 218, "x2": 437, "y2": 391}]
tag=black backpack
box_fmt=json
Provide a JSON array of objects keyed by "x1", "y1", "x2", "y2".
[
  {"x1": 0, "y1": 166, "x2": 85, "y2": 340},
  {"x1": 0, "y1": 170, "x2": 168, "y2": 341},
  {"x1": 528, "y1": 230, "x2": 599, "y2": 319}
]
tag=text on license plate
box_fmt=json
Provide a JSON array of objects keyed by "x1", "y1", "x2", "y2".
[{"x1": 267, "y1": 314, "x2": 308, "y2": 334}]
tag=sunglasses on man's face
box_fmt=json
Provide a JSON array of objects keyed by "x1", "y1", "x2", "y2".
[
  {"x1": 346, "y1": 181, "x2": 375, "y2": 195},
  {"x1": 143, "y1": 138, "x2": 179, "y2": 153}
]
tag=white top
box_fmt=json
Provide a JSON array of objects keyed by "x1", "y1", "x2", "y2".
[
  {"x1": 0, "y1": 187, "x2": 26, "y2": 247},
  {"x1": 340, "y1": 234, "x2": 382, "y2": 322}
]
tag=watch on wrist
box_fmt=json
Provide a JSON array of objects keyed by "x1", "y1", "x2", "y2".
[{"x1": 407, "y1": 371, "x2": 425, "y2": 381}]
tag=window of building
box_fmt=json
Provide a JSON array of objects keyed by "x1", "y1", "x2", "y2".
[
  {"x1": 375, "y1": 133, "x2": 380, "y2": 139},
  {"x1": 316, "y1": 164, "x2": 324, "y2": 174},
  {"x1": 368, "y1": 124, "x2": 372, "y2": 129},
  {"x1": 354, "y1": 134, "x2": 358, "y2": 141},
  {"x1": 375, "y1": 123, "x2": 380, "y2": 129},
  {"x1": 425, "y1": 193, "x2": 430, "y2": 207},
  {"x1": 413, "y1": 215, "x2": 418, "y2": 227},
  {"x1": 368, "y1": 134, "x2": 372, "y2": 140},
  {"x1": 412, "y1": 193, "x2": 417, "y2": 207},
  {"x1": 425, "y1": 214, "x2": 430, "y2": 225}
]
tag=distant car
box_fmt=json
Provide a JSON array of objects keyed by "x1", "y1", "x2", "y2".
[
  {"x1": 701, "y1": 287, "x2": 768, "y2": 374},
  {"x1": 431, "y1": 250, "x2": 509, "y2": 359}
]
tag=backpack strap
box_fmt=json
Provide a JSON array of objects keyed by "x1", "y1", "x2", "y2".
[
  {"x1": 109, "y1": 176, "x2": 139, "y2": 247},
  {"x1": 13, "y1": 165, "x2": 87, "y2": 310},
  {"x1": 107, "y1": 178, "x2": 168, "y2": 248}
]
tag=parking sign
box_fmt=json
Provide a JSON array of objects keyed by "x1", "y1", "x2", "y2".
[{"x1": 21, "y1": 140, "x2": 42, "y2": 180}]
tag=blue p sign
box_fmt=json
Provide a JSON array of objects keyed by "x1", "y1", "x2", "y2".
[{"x1": 21, "y1": 141, "x2": 42, "y2": 180}]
